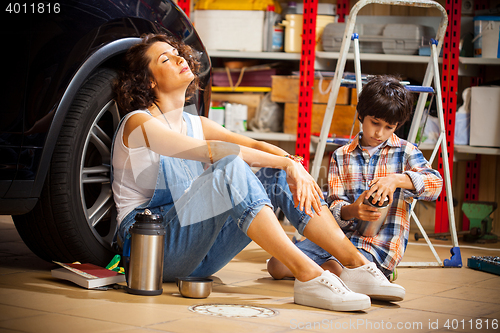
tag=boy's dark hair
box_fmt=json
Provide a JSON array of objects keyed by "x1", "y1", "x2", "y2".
[{"x1": 356, "y1": 75, "x2": 414, "y2": 128}]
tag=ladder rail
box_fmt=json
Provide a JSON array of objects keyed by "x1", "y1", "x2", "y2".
[
  {"x1": 310, "y1": 0, "x2": 448, "y2": 181},
  {"x1": 430, "y1": 41, "x2": 460, "y2": 249},
  {"x1": 351, "y1": 34, "x2": 363, "y2": 141},
  {"x1": 309, "y1": 0, "x2": 462, "y2": 268}
]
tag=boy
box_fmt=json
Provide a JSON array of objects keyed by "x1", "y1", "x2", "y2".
[{"x1": 268, "y1": 75, "x2": 443, "y2": 281}]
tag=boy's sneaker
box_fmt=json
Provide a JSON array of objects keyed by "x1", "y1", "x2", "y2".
[
  {"x1": 294, "y1": 270, "x2": 371, "y2": 312},
  {"x1": 339, "y1": 262, "x2": 405, "y2": 302}
]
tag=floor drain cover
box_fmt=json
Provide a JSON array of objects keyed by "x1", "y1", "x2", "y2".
[{"x1": 188, "y1": 304, "x2": 278, "y2": 318}]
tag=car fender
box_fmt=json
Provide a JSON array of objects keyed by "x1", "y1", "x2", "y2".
[{"x1": 30, "y1": 37, "x2": 141, "y2": 199}]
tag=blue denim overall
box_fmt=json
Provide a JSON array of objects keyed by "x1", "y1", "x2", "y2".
[{"x1": 117, "y1": 112, "x2": 324, "y2": 282}]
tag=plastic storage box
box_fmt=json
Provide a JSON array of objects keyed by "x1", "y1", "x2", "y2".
[
  {"x1": 473, "y1": 16, "x2": 500, "y2": 58},
  {"x1": 322, "y1": 23, "x2": 434, "y2": 55},
  {"x1": 193, "y1": 10, "x2": 265, "y2": 52}
]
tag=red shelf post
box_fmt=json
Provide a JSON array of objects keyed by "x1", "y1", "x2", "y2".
[
  {"x1": 178, "y1": 0, "x2": 190, "y2": 18},
  {"x1": 296, "y1": 0, "x2": 318, "y2": 170},
  {"x1": 337, "y1": 0, "x2": 350, "y2": 23},
  {"x1": 435, "y1": 0, "x2": 461, "y2": 233}
]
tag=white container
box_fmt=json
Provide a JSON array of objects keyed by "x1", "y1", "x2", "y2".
[
  {"x1": 193, "y1": 10, "x2": 264, "y2": 52},
  {"x1": 263, "y1": 7, "x2": 283, "y2": 52},
  {"x1": 470, "y1": 86, "x2": 500, "y2": 147},
  {"x1": 473, "y1": 16, "x2": 500, "y2": 58},
  {"x1": 281, "y1": 14, "x2": 302, "y2": 53},
  {"x1": 281, "y1": 14, "x2": 335, "y2": 53},
  {"x1": 225, "y1": 103, "x2": 248, "y2": 132},
  {"x1": 208, "y1": 106, "x2": 224, "y2": 126}
]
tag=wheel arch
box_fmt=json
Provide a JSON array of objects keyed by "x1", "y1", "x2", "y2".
[{"x1": 31, "y1": 37, "x2": 141, "y2": 200}]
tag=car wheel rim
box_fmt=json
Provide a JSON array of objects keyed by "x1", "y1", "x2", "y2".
[{"x1": 80, "y1": 99, "x2": 121, "y2": 249}]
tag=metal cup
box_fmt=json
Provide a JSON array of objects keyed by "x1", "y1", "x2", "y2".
[
  {"x1": 177, "y1": 277, "x2": 213, "y2": 298},
  {"x1": 357, "y1": 194, "x2": 390, "y2": 237}
]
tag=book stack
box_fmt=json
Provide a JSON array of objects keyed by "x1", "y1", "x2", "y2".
[{"x1": 51, "y1": 261, "x2": 125, "y2": 289}]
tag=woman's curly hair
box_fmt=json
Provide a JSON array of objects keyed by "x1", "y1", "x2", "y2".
[{"x1": 114, "y1": 33, "x2": 201, "y2": 114}]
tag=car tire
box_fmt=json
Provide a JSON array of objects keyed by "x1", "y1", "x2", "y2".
[{"x1": 13, "y1": 68, "x2": 122, "y2": 266}]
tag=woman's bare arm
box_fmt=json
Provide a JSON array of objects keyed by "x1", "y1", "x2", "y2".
[
  {"x1": 200, "y1": 116, "x2": 289, "y2": 156},
  {"x1": 124, "y1": 113, "x2": 290, "y2": 169},
  {"x1": 124, "y1": 113, "x2": 323, "y2": 216}
]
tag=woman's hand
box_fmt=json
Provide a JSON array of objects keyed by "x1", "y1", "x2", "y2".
[
  {"x1": 342, "y1": 190, "x2": 381, "y2": 221},
  {"x1": 284, "y1": 160, "x2": 324, "y2": 217}
]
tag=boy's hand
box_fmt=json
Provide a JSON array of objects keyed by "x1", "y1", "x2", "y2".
[
  {"x1": 366, "y1": 176, "x2": 400, "y2": 205},
  {"x1": 342, "y1": 190, "x2": 381, "y2": 221}
]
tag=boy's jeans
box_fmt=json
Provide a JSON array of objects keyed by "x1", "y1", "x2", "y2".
[{"x1": 295, "y1": 238, "x2": 393, "y2": 279}]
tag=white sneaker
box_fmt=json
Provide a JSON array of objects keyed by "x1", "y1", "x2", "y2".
[
  {"x1": 340, "y1": 262, "x2": 405, "y2": 302},
  {"x1": 294, "y1": 270, "x2": 371, "y2": 312}
]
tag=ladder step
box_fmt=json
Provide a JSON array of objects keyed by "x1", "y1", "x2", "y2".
[{"x1": 405, "y1": 85, "x2": 435, "y2": 93}]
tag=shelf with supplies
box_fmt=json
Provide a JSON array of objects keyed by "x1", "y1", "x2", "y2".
[
  {"x1": 239, "y1": 133, "x2": 500, "y2": 155},
  {"x1": 308, "y1": 138, "x2": 500, "y2": 157},
  {"x1": 211, "y1": 86, "x2": 271, "y2": 93},
  {"x1": 454, "y1": 145, "x2": 500, "y2": 156},
  {"x1": 316, "y1": 51, "x2": 435, "y2": 64},
  {"x1": 240, "y1": 131, "x2": 296, "y2": 141},
  {"x1": 210, "y1": 51, "x2": 500, "y2": 65},
  {"x1": 317, "y1": 51, "x2": 500, "y2": 66},
  {"x1": 208, "y1": 50, "x2": 301, "y2": 61},
  {"x1": 417, "y1": 144, "x2": 500, "y2": 156},
  {"x1": 209, "y1": 49, "x2": 437, "y2": 64},
  {"x1": 458, "y1": 57, "x2": 500, "y2": 65}
]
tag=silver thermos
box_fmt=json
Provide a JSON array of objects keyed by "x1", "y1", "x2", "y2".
[
  {"x1": 357, "y1": 194, "x2": 390, "y2": 237},
  {"x1": 125, "y1": 209, "x2": 165, "y2": 296}
]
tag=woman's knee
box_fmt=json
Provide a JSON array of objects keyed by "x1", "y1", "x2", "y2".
[
  {"x1": 215, "y1": 155, "x2": 266, "y2": 196},
  {"x1": 214, "y1": 154, "x2": 246, "y2": 172},
  {"x1": 256, "y1": 168, "x2": 284, "y2": 186}
]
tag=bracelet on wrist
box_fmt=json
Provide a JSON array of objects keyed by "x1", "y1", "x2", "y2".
[
  {"x1": 284, "y1": 154, "x2": 304, "y2": 165},
  {"x1": 207, "y1": 142, "x2": 214, "y2": 164}
]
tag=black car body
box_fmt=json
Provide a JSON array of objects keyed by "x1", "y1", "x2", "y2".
[{"x1": 1, "y1": 0, "x2": 211, "y2": 265}]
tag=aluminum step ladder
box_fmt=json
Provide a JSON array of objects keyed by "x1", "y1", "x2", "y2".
[{"x1": 310, "y1": 0, "x2": 461, "y2": 268}]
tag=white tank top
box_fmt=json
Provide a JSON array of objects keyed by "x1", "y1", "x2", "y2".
[{"x1": 112, "y1": 110, "x2": 204, "y2": 224}]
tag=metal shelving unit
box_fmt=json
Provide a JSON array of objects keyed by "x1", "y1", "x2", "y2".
[
  {"x1": 241, "y1": 131, "x2": 296, "y2": 141},
  {"x1": 301, "y1": 0, "x2": 499, "y2": 238},
  {"x1": 208, "y1": 50, "x2": 301, "y2": 60},
  {"x1": 316, "y1": 51, "x2": 437, "y2": 63},
  {"x1": 209, "y1": 50, "x2": 500, "y2": 65},
  {"x1": 182, "y1": 0, "x2": 500, "y2": 220}
]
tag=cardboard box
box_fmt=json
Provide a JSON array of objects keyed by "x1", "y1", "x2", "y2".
[
  {"x1": 351, "y1": 88, "x2": 358, "y2": 105},
  {"x1": 470, "y1": 86, "x2": 500, "y2": 147},
  {"x1": 271, "y1": 75, "x2": 351, "y2": 105},
  {"x1": 284, "y1": 103, "x2": 359, "y2": 136},
  {"x1": 193, "y1": 10, "x2": 264, "y2": 52},
  {"x1": 211, "y1": 92, "x2": 264, "y2": 125}
]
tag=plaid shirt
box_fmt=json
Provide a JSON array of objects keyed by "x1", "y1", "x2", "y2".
[{"x1": 328, "y1": 132, "x2": 443, "y2": 271}]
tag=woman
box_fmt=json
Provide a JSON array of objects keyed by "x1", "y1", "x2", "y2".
[{"x1": 112, "y1": 33, "x2": 404, "y2": 311}]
